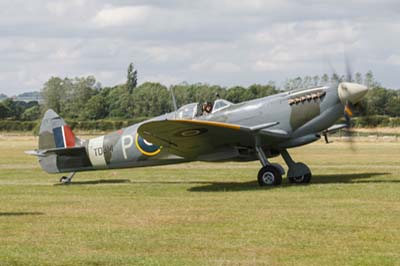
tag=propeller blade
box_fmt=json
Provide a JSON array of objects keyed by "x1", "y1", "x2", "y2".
[
  {"x1": 344, "y1": 103, "x2": 354, "y2": 117},
  {"x1": 332, "y1": 55, "x2": 367, "y2": 151},
  {"x1": 343, "y1": 101, "x2": 355, "y2": 150},
  {"x1": 344, "y1": 101, "x2": 355, "y2": 128},
  {"x1": 345, "y1": 55, "x2": 353, "y2": 82}
]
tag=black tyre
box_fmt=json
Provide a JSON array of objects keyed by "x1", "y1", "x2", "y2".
[
  {"x1": 288, "y1": 173, "x2": 312, "y2": 184},
  {"x1": 59, "y1": 176, "x2": 71, "y2": 184},
  {"x1": 257, "y1": 166, "x2": 282, "y2": 186}
]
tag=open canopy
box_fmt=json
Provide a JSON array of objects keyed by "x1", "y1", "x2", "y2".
[{"x1": 174, "y1": 99, "x2": 233, "y2": 120}]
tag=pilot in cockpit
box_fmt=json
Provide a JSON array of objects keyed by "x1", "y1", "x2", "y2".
[{"x1": 203, "y1": 101, "x2": 213, "y2": 114}]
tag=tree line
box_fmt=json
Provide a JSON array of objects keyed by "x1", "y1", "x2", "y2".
[{"x1": 0, "y1": 64, "x2": 399, "y2": 125}]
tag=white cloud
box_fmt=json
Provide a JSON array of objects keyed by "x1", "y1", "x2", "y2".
[
  {"x1": 387, "y1": 54, "x2": 400, "y2": 65},
  {"x1": 141, "y1": 74, "x2": 183, "y2": 86},
  {"x1": 209, "y1": 0, "x2": 293, "y2": 15},
  {"x1": 0, "y1": 0, "x2": 399, "y2": 95},
  {"x1": 50, "y1": 48, "x2": 81, "y2": 60},
  {"x1": 190, "y1": 60, "x2": 241, "y2": 73},
  {"x1": 253, "y1": 60, "x2": 280, "y2": 71},
  {"x1": 252, "y1": 20, "x2": 358, "y2": 47},
  {"x1": 93, "y1": 5, "x2": 150, "y2": 27},
  {"x1": 143, "y1": 45, "x2": 192, "y2": 63},
  {"x1": 45, "y1": 0, "x2": 87, "y2": 16}
]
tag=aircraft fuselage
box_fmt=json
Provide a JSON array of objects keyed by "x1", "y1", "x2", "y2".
[{"x1": 45, "y1": 84, "x2": 345, "y2": 173}]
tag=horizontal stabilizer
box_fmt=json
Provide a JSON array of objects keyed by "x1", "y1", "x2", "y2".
[
  {"x1": 25, "y1": 150, "x2": 46, "y2": 157},
  {"x1": 25, "y1": 146, "x2": 87, "y2": 157}
]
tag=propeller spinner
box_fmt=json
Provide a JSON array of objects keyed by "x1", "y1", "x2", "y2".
[
  {"x1": 324, "y1": 57, "x2": 369, "y2": 146},
  {"x1": 337, "y1": 82, "x2": 368, "y2": 148},
  {"x1": 338, "y1": 82, "x2": 368, "y2": 105}
]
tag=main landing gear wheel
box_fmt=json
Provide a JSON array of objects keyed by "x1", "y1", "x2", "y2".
[
  {"x1": 281, "y1": 151, "x2": 312, "y2": 185},
  {"x1": 288, "y1": 173, "x2": 312, "y2": 184},
  {"x1": 257, "y1": 165, "x2": 282, "y2": 186}
]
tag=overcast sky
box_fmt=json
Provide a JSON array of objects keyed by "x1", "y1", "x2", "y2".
[{"x1": 1, "y1": 0, "x2": 399, "y2": 95}]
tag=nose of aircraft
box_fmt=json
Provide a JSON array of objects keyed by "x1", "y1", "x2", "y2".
[{"x1": 338, "y1": 82, "x2": 369, "y2": 104}]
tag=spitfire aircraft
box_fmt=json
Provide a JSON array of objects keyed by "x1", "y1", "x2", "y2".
[{"x1": 27, "y1": 79, "x2": 368, "y2": 186}]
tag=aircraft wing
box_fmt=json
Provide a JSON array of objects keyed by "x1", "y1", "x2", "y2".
[{"x1": 138, "y1": 119, "x2": 286, "y2": 159}]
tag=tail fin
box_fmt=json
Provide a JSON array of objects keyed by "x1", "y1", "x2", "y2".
[
  {"x1": 39, "y1": 109, "x2": 81, "y2": 150},
  {"x1": 30, "y1": 109, "x2": 87, "y2": 174}
]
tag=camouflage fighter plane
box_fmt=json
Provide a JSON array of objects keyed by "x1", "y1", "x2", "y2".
[{"x1": 27, "y1": 81, "x2": 368, "y2": 186}]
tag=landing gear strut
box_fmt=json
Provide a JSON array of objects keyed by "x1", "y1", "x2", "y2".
[
  {"x1": 59, "y1": 172, "x2": 75, "y2": 184},
  {"x1": 281, "y1": 150, "x2": 312, "y2": 184},
  {"x1": 255, "y1": 141, "x2": 284, "y2": 186},
  {"x1": 254, "y1": 136, "x2": 312, "y2": 186}
]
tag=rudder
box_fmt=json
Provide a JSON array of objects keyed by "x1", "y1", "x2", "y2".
[
  {"x1": 35, "y1": 109, "x2": 86, "y2": 174},
  {"x1": 39, "y1": 109, "x2": 81, "y2": 150}
]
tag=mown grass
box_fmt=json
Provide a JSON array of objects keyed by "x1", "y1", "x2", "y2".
[{"x1": 0, "y1": 136, "x2": 399, "y2": 266}]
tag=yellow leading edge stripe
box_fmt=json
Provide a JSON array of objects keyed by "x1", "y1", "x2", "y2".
[{"x1": 171, "y1": 119, "x2": 241, "y2": 130}]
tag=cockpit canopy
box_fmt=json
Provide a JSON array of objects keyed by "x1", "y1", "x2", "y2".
[
  {"x1": 175, "y1": 103, "x2": 202, "y2": 119},
  {"x1": 212, "y1": 99, "x2": 232, "y2": 113},
  {"x1": 174, "y1": 99, "x2": 233, "y2": 120}
]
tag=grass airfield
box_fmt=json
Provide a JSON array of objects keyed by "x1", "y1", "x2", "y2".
[{"x1": 0, "y1": 136, "x2": 400, "y2": 266}]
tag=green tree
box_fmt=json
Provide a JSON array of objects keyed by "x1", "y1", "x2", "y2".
[
  {"x1": 293, "y1": 77, "x2": 303, "y2": 89},
  {"x1": 21, "y1": 105, "x2": 41, "y2": 121},
  {"x1": 245, "y1": 84, "x2": 278, "y2": 101},
  {"x1": 303, "y1": 76, "x2": 312, "y2": 88},
  {"x1": 82, "y1": 94, "x2": 108, "y2": 120},
  {"x1": 226, "y1": 86, "x2": 246, "y2": 103},
  {"x1": 171, "y1": 83, "x2": 226, "y2": 107},
  {"x1": 364, "y1": 70, "x2": 379, "y2": 88},
  {"x1": 355, "y1": 72, "x2": 363, "y2": 84},
  {"x1": 2, "y1": 98, "x2": 23, "y2": 119},
  {"x1": 321, "y1": 73, "x2": 329, "y2": 84},
  {"x1": 41, "y1": 77, "x2": 66, "y2": 114},
  {"x1": 42, "y1": 76, "x2": 98, "y2": 118},
  {"x1": 0, "y1": 102, "x2": 10, "y2": 119},
  {"x1": 107, "y1": 85, "x2": 132, "y2": 118},
  {"x1": 364, "y1": 87, "x2": 389, "y2": 115},
  {"x1": 330, "y1": 73, "x2": 341, "y2": 84},
  {"x1": 127, "y1": 62, "x2": 137, "y2": 94},
  {"x1": 387, "y1": 94, "x2": 400, "y2": 117},
  {"x1": 312, "y1": 75, "x2": 320, "y2": 86},
  {"x1": 70, "y1": 76, "x2": 97, "y2": 119},
  {"x1": 132, "y1": 82, "x2": 170, "y2": 117}
]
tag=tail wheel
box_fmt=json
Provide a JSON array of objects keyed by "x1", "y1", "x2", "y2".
[
  {"x1": 60, "y1": 176, "x2": 68, "y2": 183},
  {"x1": 257, "y1": 166, "x2": 282, "y2": 186}
]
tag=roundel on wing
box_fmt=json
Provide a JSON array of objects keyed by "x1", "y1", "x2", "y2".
[
  {"x1": 135, "y1": 133, "x2": 161, "y2": 156},
  {"x1": 174, "y1": 128, "x2": 208, "y2": 137}
]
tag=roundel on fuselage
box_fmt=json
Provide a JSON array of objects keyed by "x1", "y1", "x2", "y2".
[{"x1": 135, "y1": 133, "x2": 161, "y2": 156}]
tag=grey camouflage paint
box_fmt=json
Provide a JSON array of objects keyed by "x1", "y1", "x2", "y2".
[{"x1": 36, "y1": 84, "x2": 346, "y2": 174}]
